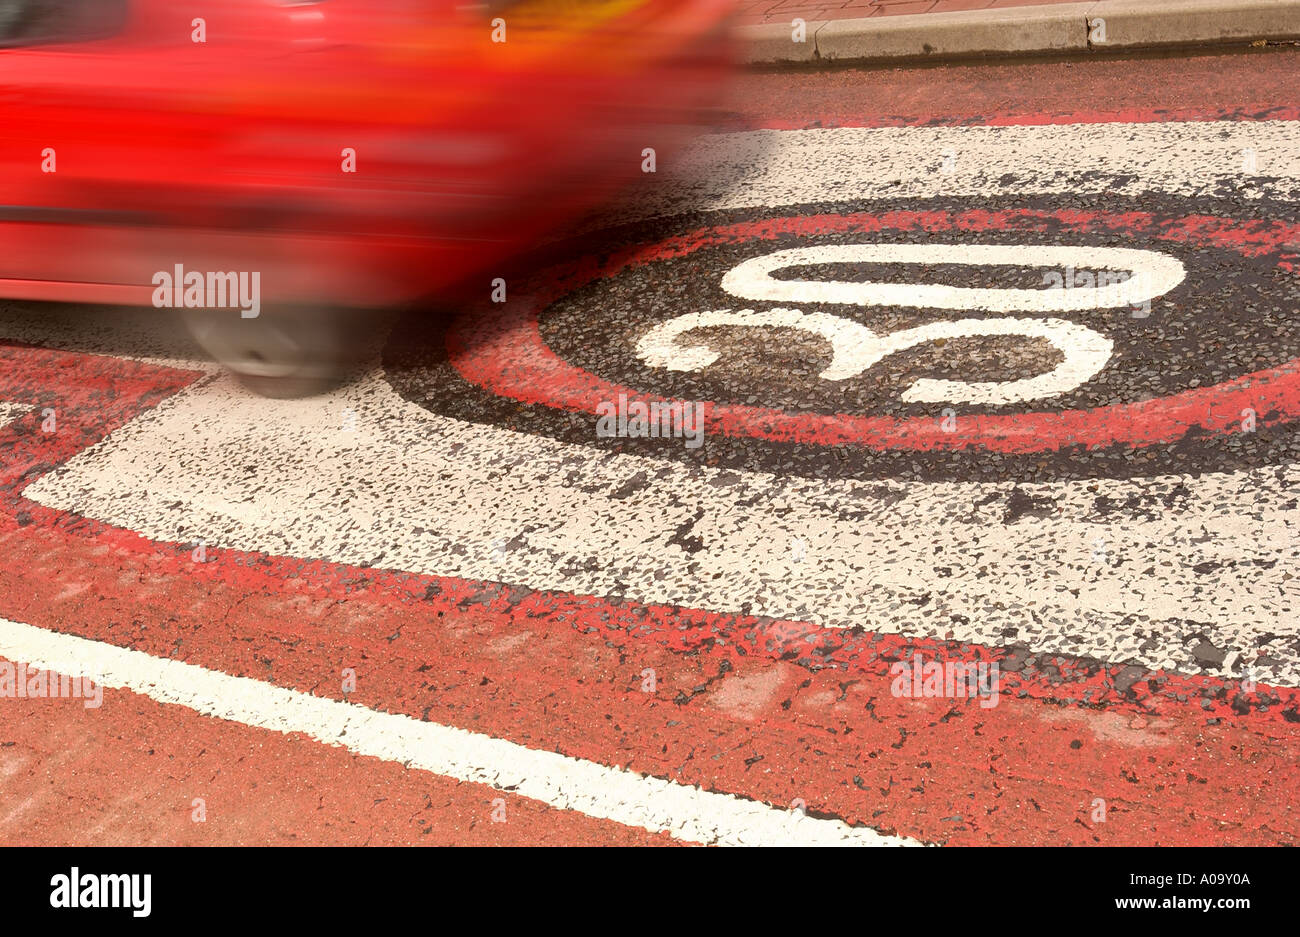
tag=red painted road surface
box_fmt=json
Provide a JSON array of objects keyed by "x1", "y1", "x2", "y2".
[{"x1": 1, "y1": 47, "x2": 1298, "y2": 846}]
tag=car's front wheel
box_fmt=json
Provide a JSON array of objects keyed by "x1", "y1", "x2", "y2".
[{"x1": 180, "y1": 306, "x2": 375, "y2": 398}]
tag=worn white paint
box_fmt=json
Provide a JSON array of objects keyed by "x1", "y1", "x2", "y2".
[
  {"x1": 719, "y1": 243, "x2": 1186, "y2": 312},
  {"x1": 0, "y1": 615, "x2": 914, "y2": 846},
  {"x1": 636, "y1": 308, "x2": 1113, "y2": 403},
  {"x1": 12, "y1": 120, "x2": 1300, "y2": 686}
]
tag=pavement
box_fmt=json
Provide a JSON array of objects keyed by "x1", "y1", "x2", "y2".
[
  {"x1": 0, "y1": 46, "x2": 1298, "y2": 846},
  {"x1": 738, "y1": 0, "x2": 1300, "y2": 64}
]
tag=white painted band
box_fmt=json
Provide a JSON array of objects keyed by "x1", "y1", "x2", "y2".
[{"x1": 0, "y1": 616, "x2": 916, "y2": 847}]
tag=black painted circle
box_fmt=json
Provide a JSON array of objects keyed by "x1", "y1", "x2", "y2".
[{"x1": 384, "y1": 194, "x2": 1300, "y2": 485}]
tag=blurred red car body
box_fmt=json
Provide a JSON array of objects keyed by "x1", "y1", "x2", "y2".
[{"x1": 0, "y1": 0, "x2": 733, "y2": 313}]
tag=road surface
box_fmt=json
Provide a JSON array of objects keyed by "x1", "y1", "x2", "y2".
[{"x1": 0, "y1": 46, "x2": 1297, "y2": 846}]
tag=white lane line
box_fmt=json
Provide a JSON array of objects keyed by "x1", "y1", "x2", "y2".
[{"x1": 0, "y1": 616, "x2": 916, "y2": 847}]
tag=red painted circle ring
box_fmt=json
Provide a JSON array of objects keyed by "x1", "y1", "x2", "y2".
[{"x1": 448, "y1": 208, "x2": 1300, "y2": 454}]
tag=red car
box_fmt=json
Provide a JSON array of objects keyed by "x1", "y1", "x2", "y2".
[{"x1": 0, "y1": 0, "x2": 733, "y2": 394}]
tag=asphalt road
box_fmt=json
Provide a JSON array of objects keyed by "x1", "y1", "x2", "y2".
[{"x1": 0, "y1": 46, "x2": 1297, "y2": 846}]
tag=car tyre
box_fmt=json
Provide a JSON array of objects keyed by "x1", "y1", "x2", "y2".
[{"x1": 180, "y1": 306, "x2": 374, "y2": 398}]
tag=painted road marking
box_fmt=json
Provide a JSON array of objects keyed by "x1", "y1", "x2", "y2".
[
  {"x1": 19, "y1": 118, "x2": 1298, "y2": 685},
  {"x1": 0, "y1": 402, "x2": 31, "y2": 427},
  {"x1": 448, "y1": 205, "x2": 1299, "y2": 463},
  {"x1": 13, "y1": 119, "x2": 1300, "y2": 684},
  {"x1": 612, "y1": 121, "x2": 1300, "y2": 227},
  {"x1": 636, "y1": 308, "x2": 1115, "y2": 404},
  {"x1": 717, "y1": 244, "x2": 1186, "y2": 312},
  {"x1": 19, "y1": 366, "x2": 1300, "y2": 685},
  {"x1": 0, "y1": 614, "x2": 915, "y2": 847},
  {"x1": 0, "y1": 325, "x2": 1294, "y2": 846},
  {"x1": 2, "y1": 85, "x2": 1296, "y2": 846}
]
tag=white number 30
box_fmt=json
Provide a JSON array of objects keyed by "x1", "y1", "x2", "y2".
[{"x1": 635, "y1": 243, "x2": 1185, "y2": 406}]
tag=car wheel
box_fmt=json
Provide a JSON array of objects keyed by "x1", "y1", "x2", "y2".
[{"x1": 180, "y1": 306, "x2": 374, "y2": 398}]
